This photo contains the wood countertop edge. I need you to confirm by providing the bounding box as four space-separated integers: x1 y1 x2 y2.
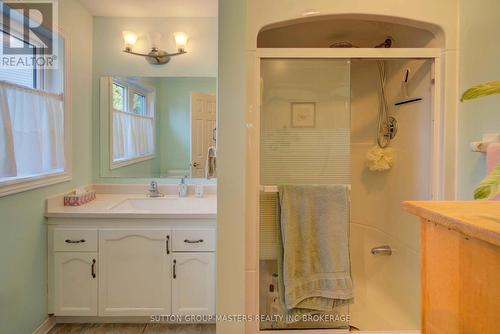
402 201 500 248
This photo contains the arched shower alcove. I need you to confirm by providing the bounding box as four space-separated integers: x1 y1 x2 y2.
257 14 445 48
247 14 447 334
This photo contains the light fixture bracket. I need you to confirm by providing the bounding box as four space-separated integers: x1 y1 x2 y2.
123 47 187 65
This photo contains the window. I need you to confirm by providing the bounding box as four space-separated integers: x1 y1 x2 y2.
110 78 155 169
112 83 126 111
0 30 68 197
0 30 37 89
133 93 146 115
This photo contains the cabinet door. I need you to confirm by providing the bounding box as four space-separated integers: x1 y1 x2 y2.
172 253 215 316
99 229 171 316
54 252 98 316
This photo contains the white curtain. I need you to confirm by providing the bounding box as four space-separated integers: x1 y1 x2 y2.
0 81 64 178
113 111 154 162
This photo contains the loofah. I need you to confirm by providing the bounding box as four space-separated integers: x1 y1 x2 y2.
366 146 395 171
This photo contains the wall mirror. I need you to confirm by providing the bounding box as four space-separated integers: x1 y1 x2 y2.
99 76 217 179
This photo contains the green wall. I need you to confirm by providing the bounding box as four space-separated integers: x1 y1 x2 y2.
158 77 216 175
0 1 94 333
458 0 500 199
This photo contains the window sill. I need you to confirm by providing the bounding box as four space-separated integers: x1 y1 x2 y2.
110 154 155 170
0 171 71 198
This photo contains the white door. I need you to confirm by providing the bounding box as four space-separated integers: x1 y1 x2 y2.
172 253 215 316
54 252 98 316
190 92 216 178
99 229 172 316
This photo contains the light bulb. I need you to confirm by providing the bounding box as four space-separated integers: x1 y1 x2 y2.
122 31 138 50
173 32 188 52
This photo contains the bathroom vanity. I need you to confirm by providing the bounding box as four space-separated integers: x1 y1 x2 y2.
403 201 500 334
46 185 216 320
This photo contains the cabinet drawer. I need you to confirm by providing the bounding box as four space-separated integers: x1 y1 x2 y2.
54 228 98 252
172 228 215 252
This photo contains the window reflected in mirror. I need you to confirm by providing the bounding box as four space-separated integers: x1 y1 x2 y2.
100 76 217 180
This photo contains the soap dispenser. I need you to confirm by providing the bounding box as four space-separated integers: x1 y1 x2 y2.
178 176 188 197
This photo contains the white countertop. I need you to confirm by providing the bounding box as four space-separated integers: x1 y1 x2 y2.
46 184 217 220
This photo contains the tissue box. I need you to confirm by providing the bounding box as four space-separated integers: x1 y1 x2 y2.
64 189 96 206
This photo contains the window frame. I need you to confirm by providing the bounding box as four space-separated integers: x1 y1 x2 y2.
0 29 71 197
109 77 156 170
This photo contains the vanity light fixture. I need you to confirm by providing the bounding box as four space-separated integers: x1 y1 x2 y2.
122 31 188 65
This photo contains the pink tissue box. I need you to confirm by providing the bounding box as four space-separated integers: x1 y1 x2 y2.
64 189 96 206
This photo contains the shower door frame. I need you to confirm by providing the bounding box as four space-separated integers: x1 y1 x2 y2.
247 48 443 334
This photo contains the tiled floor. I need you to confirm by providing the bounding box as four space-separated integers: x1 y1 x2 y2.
48 323 216 334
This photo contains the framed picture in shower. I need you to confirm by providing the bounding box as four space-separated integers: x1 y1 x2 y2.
291 102 316 128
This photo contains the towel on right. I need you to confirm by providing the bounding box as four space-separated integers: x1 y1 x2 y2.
278 184 354 316
205 146 217 179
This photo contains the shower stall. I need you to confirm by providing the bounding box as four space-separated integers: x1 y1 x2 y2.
246 38 444 332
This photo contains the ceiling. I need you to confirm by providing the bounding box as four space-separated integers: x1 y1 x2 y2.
80 0 218 18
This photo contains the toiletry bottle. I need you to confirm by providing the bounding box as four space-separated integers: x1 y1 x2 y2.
195 184 204 198
178 176 188 197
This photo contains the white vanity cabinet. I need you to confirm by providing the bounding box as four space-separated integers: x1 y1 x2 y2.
172 253 215 315
171 228 216 315
98 229 172 316
51 228 98 316
53 252 98 316
48 221 216 319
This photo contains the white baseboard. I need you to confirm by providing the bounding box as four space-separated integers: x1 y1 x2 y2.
55 316 151 323
54 316 215 324
32 316 56 334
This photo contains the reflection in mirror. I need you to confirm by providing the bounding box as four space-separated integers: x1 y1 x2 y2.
100 77 216 179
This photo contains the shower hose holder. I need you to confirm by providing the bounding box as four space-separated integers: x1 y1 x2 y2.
385 116 398 140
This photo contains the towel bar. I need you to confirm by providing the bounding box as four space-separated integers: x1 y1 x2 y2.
259 185 352 193
371 245 392 256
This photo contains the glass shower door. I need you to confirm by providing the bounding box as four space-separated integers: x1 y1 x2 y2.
259 58 351 330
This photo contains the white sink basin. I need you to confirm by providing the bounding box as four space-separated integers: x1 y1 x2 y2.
111 197 180 212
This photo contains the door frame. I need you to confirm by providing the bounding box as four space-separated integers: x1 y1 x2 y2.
246 47 445 334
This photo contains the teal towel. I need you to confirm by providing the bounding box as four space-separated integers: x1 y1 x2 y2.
278 184 354 317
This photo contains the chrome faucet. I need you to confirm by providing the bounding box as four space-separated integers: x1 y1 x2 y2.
148 181 163 197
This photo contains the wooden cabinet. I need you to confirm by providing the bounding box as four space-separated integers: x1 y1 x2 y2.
53 252 98 316
98 229 172 316
420 221 500 334
403 201 500 334
172 253 215 316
